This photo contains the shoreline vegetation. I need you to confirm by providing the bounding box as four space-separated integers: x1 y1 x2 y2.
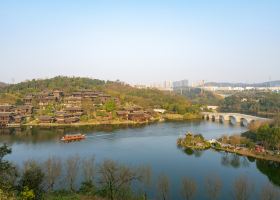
13 113 201 128
178 115 280 163
177 133 280 163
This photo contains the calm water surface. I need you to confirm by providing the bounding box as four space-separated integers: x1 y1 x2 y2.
1 121 279 199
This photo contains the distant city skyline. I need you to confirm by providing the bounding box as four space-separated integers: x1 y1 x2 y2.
1 0 280 84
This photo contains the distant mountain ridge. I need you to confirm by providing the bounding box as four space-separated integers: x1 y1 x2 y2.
0 82 8 88
203 80 280 87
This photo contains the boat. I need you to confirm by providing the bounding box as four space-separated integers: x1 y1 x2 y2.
60 133 86 142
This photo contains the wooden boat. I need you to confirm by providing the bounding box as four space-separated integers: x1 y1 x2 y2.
60 133 86 142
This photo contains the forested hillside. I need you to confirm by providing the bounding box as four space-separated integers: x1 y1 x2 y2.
0 76 198 114
1 76 106 94
173 87 223 105
219 91 280 117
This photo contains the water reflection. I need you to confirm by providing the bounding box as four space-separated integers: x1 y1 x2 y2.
183 148 204 157
182 147 280 188
0 123 151 144
1 121 279 197
220 152 250 168
257 160 280 186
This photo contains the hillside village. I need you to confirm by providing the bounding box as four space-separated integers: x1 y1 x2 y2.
0 89 161 127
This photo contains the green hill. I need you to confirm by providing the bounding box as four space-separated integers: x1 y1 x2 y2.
219 91 280 117
173 87 223 105
0 76 199 115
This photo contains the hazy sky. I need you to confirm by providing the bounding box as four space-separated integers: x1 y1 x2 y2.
0 0 280 84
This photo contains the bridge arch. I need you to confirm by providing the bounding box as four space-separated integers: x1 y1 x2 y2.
229 115 237 125
219 115 225 123
201 112 270 127
240 118 249 127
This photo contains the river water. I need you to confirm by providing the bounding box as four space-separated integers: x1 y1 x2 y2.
1 120 279 199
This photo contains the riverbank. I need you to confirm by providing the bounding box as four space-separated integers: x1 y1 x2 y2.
14 113 201 128
213 146 280 163
22 119 158 127
178 135 280 163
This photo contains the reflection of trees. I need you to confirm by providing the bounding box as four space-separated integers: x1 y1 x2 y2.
260 183 280 200
205 174 222 200
256 160 280 187
230 154 240 168
221 153 250 168
247 156 256 163
232 175 254 200
183 148 203 157
241 157 250 168
157 174 170 200
193 150 203 158
181 177 197 200
184 148 194 156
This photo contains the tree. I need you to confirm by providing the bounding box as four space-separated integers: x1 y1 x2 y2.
80 156 96 194
43 156 62 191
82 156 96 183
65 155 80 191
0 188 16 200
181 177 196 200
20 186 35 200
19 160 44 200
232 175 254 200
0 144 18 191
229 135 242 147
204 174 222 200
138 166 152 200
273 113 280 127
104 100 116 112
157 174 169 200
260 183 280 200
82 99 95 117
98 160 141 200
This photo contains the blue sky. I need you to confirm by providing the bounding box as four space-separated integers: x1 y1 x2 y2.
0 0 279 84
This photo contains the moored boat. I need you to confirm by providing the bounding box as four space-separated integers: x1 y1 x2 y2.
60 133 86 142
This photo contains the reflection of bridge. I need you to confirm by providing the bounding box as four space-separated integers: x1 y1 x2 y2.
202 112 270 126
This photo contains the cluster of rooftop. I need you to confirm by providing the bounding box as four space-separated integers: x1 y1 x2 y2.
0 89 159 127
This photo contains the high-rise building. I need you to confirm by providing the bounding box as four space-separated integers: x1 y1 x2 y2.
173 79 189 90
150 81 173 91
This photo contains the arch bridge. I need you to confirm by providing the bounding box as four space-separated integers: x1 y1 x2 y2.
201 112 270 126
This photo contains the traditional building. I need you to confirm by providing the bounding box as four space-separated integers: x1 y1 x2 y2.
13 115 25 124
64 96 82 106
83 90 99 98
38 116 54 123
0 112 14 127
116 111 129 120
0 104 14 112
55 111 79 124
38 96 57 106
99 94 112 104
72 92 82 98
128 111 150 122
53 90 64 99
65 107 83 117
113 97 121 105
14 105 33 116
23 95 33 105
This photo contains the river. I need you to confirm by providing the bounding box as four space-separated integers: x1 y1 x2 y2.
1 120 280 199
